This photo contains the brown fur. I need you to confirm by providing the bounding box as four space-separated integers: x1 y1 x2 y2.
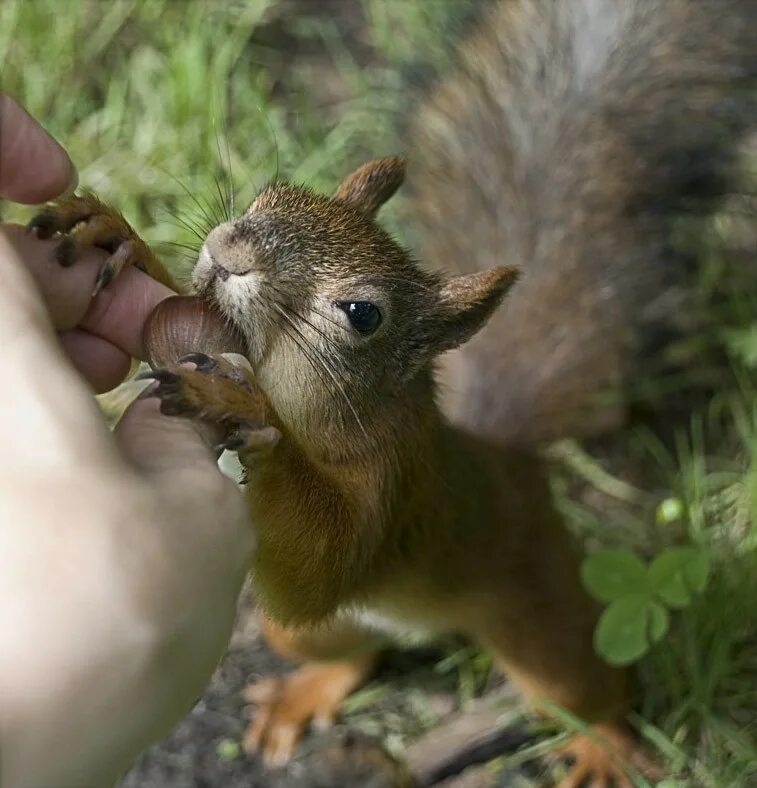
32 2 757 783
32 177 645 783
409 0 757 448
28 193 173 290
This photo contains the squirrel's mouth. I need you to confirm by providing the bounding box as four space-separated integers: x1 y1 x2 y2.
192 281 268 370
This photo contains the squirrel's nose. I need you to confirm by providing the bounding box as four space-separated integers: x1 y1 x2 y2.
204 223 254 277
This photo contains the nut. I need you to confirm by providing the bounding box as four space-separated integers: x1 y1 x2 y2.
142 295 246 368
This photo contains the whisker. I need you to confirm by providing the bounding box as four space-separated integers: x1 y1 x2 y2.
280 303 345 357
180 186 220 232
273 303 368 438
257 104 280 185
381 273 439 295
267 283 349 333
158 206 210 243
152 246 197 269
211 172 231 224
155 165 224 231
155 240 202 255
194 188 226 230
213 116 234 222
221 111 235 218
275 317 334 393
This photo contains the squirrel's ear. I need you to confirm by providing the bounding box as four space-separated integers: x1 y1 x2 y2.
334 156 406 217
433 267 519 352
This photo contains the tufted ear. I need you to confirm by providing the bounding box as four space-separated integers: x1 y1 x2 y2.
432 266 520 353
333 156 406 217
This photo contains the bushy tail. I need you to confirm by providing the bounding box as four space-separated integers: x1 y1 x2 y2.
408 0 757 447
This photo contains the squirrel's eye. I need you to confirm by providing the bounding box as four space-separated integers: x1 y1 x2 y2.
338 301 382 335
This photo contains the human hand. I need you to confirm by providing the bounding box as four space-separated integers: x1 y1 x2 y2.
0 95 253 788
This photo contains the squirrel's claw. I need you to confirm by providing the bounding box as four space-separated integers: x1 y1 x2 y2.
137 357 272 456
136 369 180 386
136 368 201 418
178 352 218 372
92 240 143 297
26 211 58 239
216 425 281 455
27 193 175 291
180 352 258 393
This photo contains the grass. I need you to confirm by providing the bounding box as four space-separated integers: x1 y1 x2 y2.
3 1 757 786
0 0 436 274
550 390 757 787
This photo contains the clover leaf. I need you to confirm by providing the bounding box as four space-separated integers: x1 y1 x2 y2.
581 549 649 602
648 547 710 608
594 594 670 666
582 546 710 666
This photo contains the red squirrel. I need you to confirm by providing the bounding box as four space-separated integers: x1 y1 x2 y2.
30 1 757 784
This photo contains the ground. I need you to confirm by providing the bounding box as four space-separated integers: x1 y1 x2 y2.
4 1 757 786
119 590 537 788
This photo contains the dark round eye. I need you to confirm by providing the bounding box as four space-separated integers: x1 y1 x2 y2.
338 301 382 335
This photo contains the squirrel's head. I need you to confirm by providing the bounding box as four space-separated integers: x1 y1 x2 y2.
192 157 517 452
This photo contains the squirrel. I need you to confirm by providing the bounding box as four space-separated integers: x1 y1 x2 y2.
29 0 757 785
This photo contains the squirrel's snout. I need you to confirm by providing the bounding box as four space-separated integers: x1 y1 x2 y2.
204 223 256 278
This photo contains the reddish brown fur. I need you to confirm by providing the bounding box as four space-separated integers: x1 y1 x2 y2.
38 169 647 786
29 193 174 289
32 3 757 782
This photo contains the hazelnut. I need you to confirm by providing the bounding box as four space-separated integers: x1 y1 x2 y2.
142 295 246 368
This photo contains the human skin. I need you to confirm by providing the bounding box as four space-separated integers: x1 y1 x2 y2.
0 94 253 787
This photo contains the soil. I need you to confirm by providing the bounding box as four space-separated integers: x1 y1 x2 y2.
118 590 532 788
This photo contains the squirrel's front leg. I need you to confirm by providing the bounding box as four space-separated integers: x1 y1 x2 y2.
139 353 281 456
28 193 177 293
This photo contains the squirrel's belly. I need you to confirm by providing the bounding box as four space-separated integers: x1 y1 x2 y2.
342 605 442 645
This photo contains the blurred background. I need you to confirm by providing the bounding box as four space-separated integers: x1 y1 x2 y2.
3 1 757 786
0 0 472 272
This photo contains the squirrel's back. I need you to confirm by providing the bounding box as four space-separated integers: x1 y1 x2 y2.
408 0 757 447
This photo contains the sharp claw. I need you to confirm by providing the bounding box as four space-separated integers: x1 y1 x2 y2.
213 434 245 453
216 427 280 454
92 264 114 297
54 236 76 267
135 369 179 384
179 352 216 371
223 434 246 451
27 213 57 239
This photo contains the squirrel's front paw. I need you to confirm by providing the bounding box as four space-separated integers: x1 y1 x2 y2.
138 353 280 454
27 192 174 293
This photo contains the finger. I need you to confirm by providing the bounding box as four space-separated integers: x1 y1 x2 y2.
58 329 131 394
0 95 77 203
114 396 225 475
113 398 249 557
80 266 175 360
3 224 176 357
1 224 105 330
0 228 120 463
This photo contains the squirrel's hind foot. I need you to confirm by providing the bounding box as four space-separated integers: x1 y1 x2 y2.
241 658 373 768
552 723 663 788
27 193 174 292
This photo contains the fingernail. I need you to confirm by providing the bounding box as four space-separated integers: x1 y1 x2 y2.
57 159 79 200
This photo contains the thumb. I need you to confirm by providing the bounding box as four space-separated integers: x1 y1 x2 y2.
114 396 253 568
114 396 225 476
0 95 77 203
